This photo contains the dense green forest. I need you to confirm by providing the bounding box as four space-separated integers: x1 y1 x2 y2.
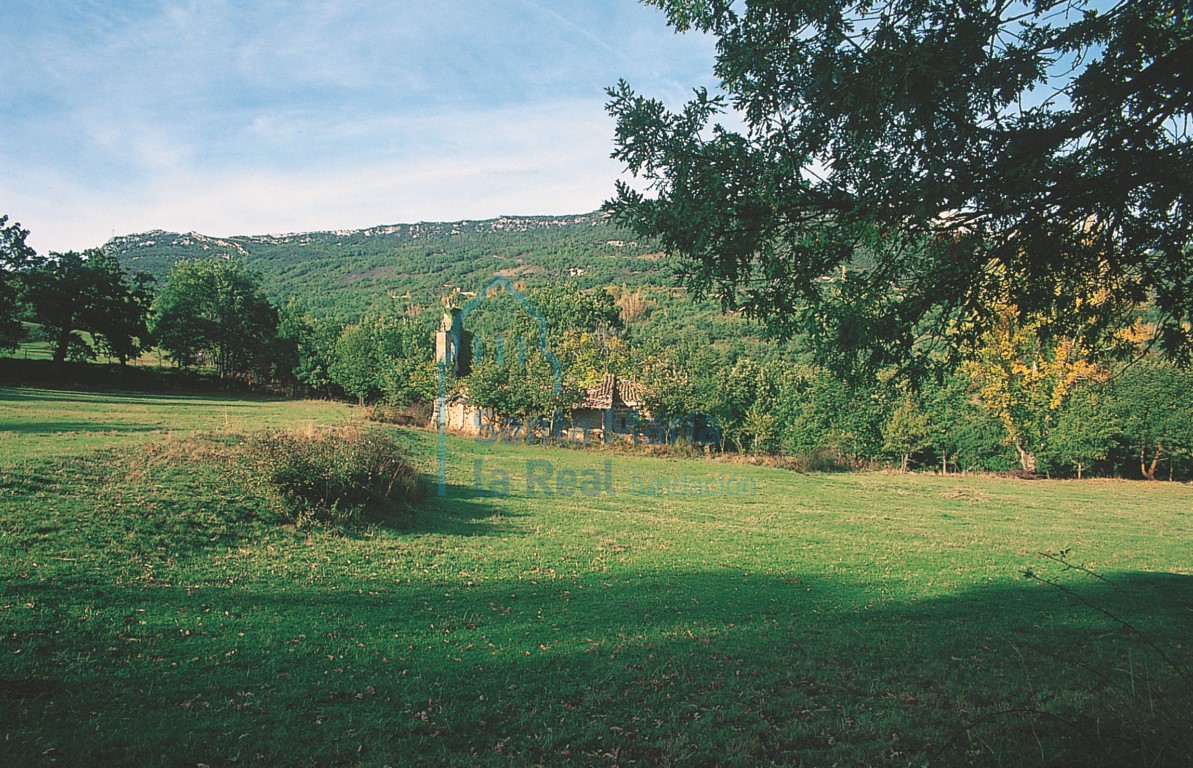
103 212 778 362
106 214 656 315
3 211 1192 480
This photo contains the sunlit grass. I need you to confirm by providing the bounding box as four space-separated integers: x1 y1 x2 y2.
0 387 356 463
2 321 184 368
0 387 1190 766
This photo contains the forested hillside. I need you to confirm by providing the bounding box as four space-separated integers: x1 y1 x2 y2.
2 206 1182 480
110 213 654 312
104 211 779 360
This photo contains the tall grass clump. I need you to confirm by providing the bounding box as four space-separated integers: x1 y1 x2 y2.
244 425 421 525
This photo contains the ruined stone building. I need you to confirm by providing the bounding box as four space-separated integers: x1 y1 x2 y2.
430 309 655 443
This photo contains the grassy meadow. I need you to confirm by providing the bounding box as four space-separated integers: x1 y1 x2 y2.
3 323 166 367
0 386 1190 767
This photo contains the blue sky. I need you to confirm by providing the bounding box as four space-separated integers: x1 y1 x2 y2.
1 1 719 253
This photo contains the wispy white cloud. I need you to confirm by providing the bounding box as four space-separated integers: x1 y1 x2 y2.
1 0 719 253
3 99 628 248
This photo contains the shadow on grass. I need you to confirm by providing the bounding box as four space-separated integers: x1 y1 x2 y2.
0 358 269 396
0 386 287 406
406 485 531 536
2 565 1189 767
335 483 530 538
0 421 164 435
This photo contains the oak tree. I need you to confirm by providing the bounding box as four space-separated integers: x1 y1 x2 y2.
151 258 279 379
0 216 36 350
1112 359 1193 479
607 0 1193 368
22 249 153 366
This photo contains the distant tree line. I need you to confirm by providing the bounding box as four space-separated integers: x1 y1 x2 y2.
4 213 1190 479
1 216 153 366
0 214 438 401
632 344 1193 481
431 279 1193 480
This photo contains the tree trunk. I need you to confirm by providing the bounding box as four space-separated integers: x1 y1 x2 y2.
901 452 909 473
941 451 948 476
1015 441 1037 473
1076 462 1083 480
52 330 71 367
1141 442 1162 480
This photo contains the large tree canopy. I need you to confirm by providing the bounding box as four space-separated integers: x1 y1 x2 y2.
23 249 153 366
0 215 36 350
607 0 1193 370
151 258 279 379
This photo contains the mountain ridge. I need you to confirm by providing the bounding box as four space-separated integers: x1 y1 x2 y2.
105 211 672 321
103 211 785 361
104 211 632 252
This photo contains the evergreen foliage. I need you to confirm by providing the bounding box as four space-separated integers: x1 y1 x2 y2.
0 216 36 350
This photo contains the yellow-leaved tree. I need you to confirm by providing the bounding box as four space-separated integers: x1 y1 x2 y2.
965 304 1108 472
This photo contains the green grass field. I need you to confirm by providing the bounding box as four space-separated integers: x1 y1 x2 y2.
2 323 163 366
0 388 355 462
1 387 1190 767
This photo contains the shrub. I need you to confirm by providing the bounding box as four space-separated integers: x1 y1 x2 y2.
365 401 432 427
244 425 421 524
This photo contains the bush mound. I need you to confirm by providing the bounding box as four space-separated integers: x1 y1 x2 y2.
244 425 421 524
365 401 433 426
